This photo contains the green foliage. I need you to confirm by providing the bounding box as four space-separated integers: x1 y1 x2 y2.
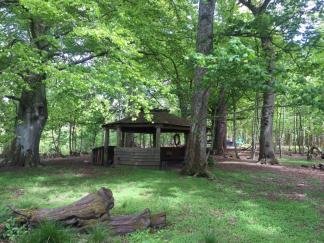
1 217 28 242
18 221 74 243
0 0 323 158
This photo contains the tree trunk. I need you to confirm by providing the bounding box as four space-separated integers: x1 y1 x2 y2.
183 0 215 177
51 127 62 156
72 123 77 153
10 188 166 235
9 80 48 166
258 92 277 163
176 82 191 119
69 123 73 155
93 131 97 148
79 126 83 153
277 106 281 156
298 112 304 154
6 17 50 167
279 106 285 158
294 111 297 153
212 87 227 156
251 93 259 160
258 37 278 164
232 96 240 159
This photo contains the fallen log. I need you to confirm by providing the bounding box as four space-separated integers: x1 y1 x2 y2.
10 188 114 227
109 209 167 235
9 187 166 235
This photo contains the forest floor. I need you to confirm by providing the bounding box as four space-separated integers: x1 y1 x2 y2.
0 155 323 242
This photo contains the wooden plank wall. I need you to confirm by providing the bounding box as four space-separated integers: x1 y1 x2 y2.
114 147 160 167
160 146 186 163
92 146 115 165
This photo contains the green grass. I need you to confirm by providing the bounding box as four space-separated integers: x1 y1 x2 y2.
279 156 319 166
18 221 75 243
0 161 323 242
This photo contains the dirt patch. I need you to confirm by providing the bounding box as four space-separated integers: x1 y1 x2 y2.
43 156 108 178
215 160 324 202
215 161 324 181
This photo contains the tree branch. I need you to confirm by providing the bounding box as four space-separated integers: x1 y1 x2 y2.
57 51 108 70
238 0 258 15
4 95 21 102
259 0 271 13
238 0 271 15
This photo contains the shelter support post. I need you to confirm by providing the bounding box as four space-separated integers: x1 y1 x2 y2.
184 133 189 148
103 128 110 165
117 126 122 147
121 131 125 147
155 127 161 148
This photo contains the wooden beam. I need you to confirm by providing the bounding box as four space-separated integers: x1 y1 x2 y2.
155 127 161 148
103 128 109 165
116 126 122 147
184 133 189 147
121 131 125 147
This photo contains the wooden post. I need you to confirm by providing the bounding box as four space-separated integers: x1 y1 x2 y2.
121 131 125 147
155 127 161 148
184 133 189 148
103 128 109 165
153 133 156 147
117 126 122 147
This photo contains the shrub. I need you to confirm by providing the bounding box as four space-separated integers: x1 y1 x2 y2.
1 217 28 242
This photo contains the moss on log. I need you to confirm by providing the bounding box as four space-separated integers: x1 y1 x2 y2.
9 187 166 235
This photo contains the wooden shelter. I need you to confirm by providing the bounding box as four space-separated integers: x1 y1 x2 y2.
92 109 190 168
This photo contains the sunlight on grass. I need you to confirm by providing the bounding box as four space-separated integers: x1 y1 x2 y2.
0 164 323 242
279 157 318 166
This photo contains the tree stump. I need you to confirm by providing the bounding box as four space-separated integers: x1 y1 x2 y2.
9 187 166 235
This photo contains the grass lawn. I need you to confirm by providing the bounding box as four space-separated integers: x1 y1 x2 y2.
279 156 321 166
0 159 323 242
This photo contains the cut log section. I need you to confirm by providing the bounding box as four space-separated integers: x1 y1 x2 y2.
9 187 166 235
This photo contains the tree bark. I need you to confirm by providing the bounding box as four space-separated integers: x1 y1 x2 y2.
212 87 227 156
250 93 259 160
258 37 278 164
294 111 297 153
7 17 49 167
183 0 215 177
232 96 240 159
69 122 73 155
298 112 304 154
278 106 284 158
9 79 48 166
237 1 277 164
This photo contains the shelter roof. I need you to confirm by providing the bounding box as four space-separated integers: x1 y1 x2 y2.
103 109 190 133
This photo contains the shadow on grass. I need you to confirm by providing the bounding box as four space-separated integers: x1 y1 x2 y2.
0 163 323 242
